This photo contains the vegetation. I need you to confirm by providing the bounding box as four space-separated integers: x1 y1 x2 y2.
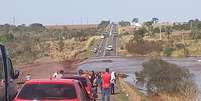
97 20 110 31
118 21 131 27
121 19 201 57
135 59 198 100
126 40 162 55
0 23 99 65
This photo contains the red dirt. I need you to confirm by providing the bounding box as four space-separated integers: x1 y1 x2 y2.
16 57 86 82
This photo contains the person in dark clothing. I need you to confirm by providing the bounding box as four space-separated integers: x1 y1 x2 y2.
90 71 95 85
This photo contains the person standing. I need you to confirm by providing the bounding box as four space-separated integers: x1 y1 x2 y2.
102 68 111 101
91 71 95 84
52 70 64 79
25 74 32 81
110 71 116 94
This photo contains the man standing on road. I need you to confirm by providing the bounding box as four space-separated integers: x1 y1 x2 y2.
102 68 111 101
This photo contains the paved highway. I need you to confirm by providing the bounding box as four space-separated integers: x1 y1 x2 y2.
92 23 118 57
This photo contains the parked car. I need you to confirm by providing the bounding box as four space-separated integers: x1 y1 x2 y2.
100 35 105 39
62 76 92 98
0 44 20 101
14 79 91 101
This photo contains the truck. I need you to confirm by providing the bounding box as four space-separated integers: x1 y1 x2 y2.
0 44 19 101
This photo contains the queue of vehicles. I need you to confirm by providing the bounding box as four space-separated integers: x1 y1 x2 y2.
0 29 115 101
0 44 96 101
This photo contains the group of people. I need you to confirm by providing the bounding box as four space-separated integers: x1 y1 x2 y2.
51 68 116 101
78 68 117 101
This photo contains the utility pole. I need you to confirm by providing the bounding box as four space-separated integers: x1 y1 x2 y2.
159 25 162 40
190 21 193 31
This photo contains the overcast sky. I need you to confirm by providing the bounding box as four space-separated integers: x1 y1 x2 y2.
0 0 200 25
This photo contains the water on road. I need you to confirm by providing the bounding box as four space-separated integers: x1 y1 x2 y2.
77 56 201 91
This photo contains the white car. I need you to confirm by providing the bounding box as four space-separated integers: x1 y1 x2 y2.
101 35 105 39
106 45 113 51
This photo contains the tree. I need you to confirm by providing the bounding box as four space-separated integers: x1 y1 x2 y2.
132 18 139 23
29 23 45 29
144 21 154 36
152 18 159 24
137 59 197 95
165 26 173 40
118 21 131 27
134 27 147 42
191 26 201 40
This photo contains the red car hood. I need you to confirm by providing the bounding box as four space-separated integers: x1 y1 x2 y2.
14 98 79 101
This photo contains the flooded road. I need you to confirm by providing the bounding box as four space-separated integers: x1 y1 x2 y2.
77 56 201 91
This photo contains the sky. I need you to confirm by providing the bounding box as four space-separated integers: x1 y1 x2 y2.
0 0 200 25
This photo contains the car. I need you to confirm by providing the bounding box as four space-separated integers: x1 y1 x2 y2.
105 45 113 51
100 35 105 39
62 76 92 98
14 79 91 101
0 44 20 101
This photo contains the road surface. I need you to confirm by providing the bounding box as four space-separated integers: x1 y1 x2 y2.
92 23 118 57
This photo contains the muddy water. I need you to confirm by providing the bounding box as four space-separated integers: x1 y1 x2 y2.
77 56 201 91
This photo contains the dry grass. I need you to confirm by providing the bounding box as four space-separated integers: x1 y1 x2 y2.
49 36 99 62
118 78 198 101
118 78 147 101
45 24 97 30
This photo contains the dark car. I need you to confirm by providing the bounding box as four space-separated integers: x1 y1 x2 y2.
62 76 92 97
0 44 19 101
14 79 91 101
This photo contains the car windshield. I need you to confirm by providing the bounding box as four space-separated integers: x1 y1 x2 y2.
18 83 77 100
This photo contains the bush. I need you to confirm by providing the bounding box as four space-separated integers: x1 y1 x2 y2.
137 59 197 96
0 34 14 43
126 40 162 55
163 47 174 56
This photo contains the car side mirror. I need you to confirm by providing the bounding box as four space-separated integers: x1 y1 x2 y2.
13 70 20 79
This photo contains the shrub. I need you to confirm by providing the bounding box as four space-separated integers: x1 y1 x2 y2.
126 40 162 55
137 59 197 96
163 47 174 56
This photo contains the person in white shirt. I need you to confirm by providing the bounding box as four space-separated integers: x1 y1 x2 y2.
52 70 64 79
110 71 116 94
25 74 31 81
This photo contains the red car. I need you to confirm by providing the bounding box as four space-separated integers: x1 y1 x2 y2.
14 79 91 101
62 76 92 97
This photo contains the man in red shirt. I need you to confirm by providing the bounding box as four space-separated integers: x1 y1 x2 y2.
102 68 111 101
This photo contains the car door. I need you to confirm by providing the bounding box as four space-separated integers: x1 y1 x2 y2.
0 44 19 101
6 57 18 100
0 45 7 101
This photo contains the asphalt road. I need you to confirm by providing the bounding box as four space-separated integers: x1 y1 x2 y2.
92 23 118 57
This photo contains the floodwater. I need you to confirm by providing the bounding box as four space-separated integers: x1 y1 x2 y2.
77 56 201 91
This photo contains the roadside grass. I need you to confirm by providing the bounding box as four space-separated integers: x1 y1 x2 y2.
115 91 129 101
119 33 201 57
50 36 100 62
117 78 148 101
